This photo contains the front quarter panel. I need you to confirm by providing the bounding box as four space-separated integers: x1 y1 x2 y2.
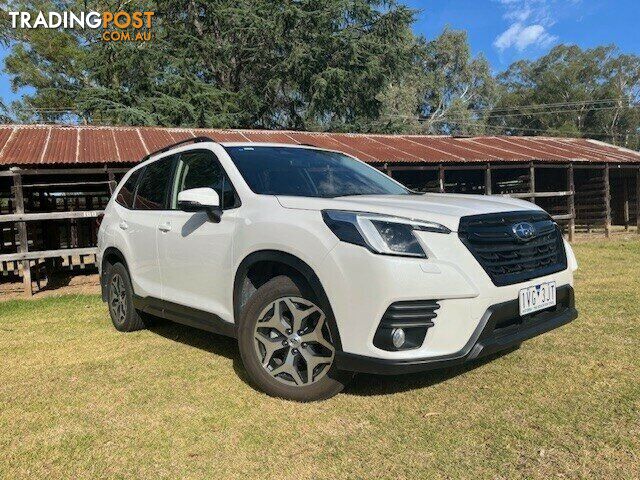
564 239 578 272
232 197 339 280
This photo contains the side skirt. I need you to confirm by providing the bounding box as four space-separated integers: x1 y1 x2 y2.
133 295 237 338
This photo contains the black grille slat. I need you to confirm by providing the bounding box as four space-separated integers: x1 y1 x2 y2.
480 248 559 268
471 233 557 251
458 211 567 286
386 301 440 311
384 312 439 321
380 301 440 328
469 225 555 245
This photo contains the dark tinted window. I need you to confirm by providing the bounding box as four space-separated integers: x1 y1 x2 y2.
224 146 409 198
116 169 141 209
173 150 239 209
134 156 175 210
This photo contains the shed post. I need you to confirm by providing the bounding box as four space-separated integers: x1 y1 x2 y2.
484 164 492 195
438 164 445 193
567 164 575 242
529 162 536 204
604 164 611 238
12 172 32 296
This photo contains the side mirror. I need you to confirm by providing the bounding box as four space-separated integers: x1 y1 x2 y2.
178 187 222 222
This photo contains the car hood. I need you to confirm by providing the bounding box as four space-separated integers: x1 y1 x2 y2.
276 193 542 231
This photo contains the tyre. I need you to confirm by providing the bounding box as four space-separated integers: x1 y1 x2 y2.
105 262 146 332
238 275 351 401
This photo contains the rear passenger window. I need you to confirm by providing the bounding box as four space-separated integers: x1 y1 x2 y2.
134 156 176 210
115 169 141 209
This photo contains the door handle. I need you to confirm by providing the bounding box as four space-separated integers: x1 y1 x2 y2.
119 221 128 231
158 222 172 233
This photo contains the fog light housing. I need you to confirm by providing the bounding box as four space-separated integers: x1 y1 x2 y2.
373 300 441 351
391 328 406 348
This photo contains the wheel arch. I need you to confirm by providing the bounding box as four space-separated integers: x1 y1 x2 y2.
100 247 130 301
233 250 343 351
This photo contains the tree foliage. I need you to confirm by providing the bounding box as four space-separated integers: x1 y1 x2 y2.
491 45 640 149
4 0 420 130
1 2 639 149
416 29 497 135
374 29 498 135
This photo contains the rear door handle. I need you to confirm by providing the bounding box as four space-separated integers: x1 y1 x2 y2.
119 221 128 231
158 222 172 233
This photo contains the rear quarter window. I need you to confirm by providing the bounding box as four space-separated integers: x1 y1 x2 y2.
115 169 141 209
133 156 176 210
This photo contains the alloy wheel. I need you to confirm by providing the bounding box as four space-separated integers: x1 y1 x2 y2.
109 273 127 324
253 296 335 386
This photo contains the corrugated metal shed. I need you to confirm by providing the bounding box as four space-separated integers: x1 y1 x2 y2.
0 124 639 166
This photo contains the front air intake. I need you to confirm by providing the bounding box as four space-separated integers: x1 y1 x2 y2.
373 300 440 351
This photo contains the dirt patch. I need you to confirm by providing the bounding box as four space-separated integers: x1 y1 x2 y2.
0 273 100 301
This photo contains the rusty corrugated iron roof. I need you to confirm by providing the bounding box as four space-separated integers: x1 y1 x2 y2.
0 124 638 166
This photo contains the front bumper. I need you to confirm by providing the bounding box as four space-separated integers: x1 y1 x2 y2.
334 284 577 375
318 233 576 360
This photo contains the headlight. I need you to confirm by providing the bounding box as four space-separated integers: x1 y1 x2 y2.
322 210 450 258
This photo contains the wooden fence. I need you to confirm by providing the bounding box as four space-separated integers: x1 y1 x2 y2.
1 162 639 296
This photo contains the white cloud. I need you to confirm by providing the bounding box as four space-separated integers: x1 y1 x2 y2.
493 0 564 52
494 23 558 51
507 7 532 22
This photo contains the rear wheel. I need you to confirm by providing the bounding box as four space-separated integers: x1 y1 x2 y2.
106 263 146 332
238 276 351 401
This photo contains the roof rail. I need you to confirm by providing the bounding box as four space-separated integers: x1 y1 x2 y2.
141 136 215 162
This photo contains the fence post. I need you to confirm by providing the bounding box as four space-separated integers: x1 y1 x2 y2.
485 164 492 195
529 162 536 204
12 172 32 296
108 171 117 194
568 164 575 242
622 178 629 230
604 164 611 238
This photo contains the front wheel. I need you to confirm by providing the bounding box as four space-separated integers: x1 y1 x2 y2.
238 276 351 401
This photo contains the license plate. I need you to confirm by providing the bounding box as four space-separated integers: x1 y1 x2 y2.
519 281 556 316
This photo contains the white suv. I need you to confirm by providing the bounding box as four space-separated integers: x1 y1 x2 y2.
98 137 578 401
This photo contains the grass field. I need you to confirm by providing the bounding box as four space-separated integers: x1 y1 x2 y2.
1 239 638 479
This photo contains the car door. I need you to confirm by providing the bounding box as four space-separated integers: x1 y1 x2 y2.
124 155 176 298
157 149 241 321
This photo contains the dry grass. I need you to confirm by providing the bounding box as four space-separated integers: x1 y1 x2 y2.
0 239 638 479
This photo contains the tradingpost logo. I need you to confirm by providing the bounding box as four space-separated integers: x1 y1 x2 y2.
8 10 155 42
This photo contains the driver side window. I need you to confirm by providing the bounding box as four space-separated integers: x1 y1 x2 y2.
171 150 240 210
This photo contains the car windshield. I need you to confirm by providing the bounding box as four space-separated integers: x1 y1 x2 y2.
224 146 410 198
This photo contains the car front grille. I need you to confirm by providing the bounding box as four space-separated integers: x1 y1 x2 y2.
458 211 567 286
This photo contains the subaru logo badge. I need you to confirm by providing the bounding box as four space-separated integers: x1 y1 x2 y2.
512 222 536 241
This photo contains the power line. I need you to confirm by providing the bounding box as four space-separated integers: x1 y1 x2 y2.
427 118 640 139
385 104 639 122
479 98 633 113
473 105 638 120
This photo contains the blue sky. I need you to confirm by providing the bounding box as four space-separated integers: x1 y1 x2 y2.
1 0 639 105
405 0 640 70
